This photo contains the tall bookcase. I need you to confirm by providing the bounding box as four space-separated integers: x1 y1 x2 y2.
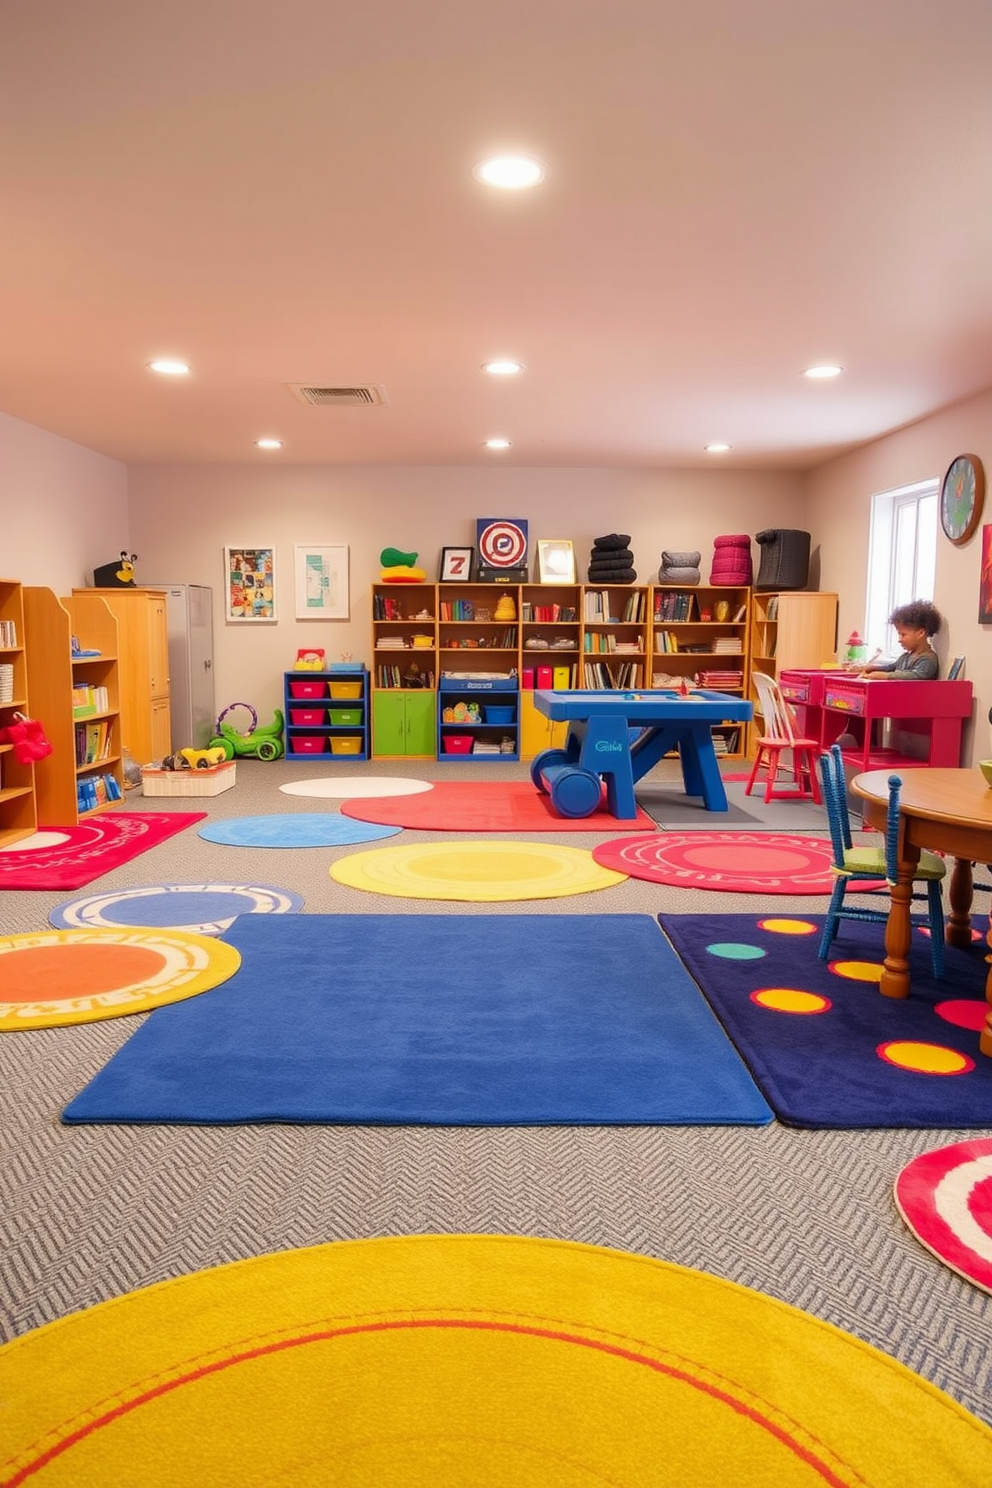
649 584 751 758
24 588 124 823
75 587 171 764
370 582 438 759
0 579 38 846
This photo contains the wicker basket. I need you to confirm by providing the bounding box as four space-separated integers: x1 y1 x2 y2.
140 761 237 796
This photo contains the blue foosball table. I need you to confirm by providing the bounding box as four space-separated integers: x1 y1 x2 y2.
531 688 753 820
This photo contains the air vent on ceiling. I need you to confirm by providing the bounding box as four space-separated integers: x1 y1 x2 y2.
286 383 387 407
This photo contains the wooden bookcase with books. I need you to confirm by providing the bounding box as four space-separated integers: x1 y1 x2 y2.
520 583 580 756
580 584 649 690
648 585 751 758
370 582 438 759
24 588 124 823
0 579 38 847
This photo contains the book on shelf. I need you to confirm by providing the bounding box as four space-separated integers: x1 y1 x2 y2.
947 655 965 680
766 596 779 620
652 591 696 622
0 619 17 646
732 603 748 623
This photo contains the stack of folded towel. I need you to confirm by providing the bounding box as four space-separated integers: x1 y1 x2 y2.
587 533 637 583
658 549 701 584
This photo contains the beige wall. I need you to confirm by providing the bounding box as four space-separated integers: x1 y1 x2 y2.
128 463 806 723
808 386 992 765
0 411 128 590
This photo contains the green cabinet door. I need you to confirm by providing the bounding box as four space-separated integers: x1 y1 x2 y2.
372 691 407 756
405 690 436 756
372 690 436 757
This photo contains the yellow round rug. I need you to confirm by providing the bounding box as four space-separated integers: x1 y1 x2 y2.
1 1235 988 1487
329 840 626 901
0 928 241 1030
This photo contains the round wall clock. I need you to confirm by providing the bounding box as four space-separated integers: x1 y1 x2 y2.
939 453 985 545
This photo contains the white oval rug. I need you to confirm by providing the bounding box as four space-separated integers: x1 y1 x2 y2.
279 777 433 799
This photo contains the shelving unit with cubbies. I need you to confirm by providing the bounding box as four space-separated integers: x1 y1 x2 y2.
370 582 438 759
283 669 369 761
520 583 581 755
579 584 650 690
647 584 751 758
748 591 838 748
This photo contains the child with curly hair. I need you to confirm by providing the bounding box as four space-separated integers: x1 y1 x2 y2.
861 600 943 680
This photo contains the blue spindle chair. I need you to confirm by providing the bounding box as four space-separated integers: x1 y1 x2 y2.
817 744 946 977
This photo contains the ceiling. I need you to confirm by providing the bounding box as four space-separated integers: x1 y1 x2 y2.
2 0 991 470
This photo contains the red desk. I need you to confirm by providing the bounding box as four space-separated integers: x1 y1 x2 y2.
779 671 972 771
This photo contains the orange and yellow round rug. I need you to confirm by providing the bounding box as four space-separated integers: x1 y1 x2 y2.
0 928 241 1030
1 1235 988 1486
330 840 626 901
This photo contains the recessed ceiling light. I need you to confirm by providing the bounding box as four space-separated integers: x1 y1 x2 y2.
473 156 545 189
484 437 512 450
704 442 732 453
803 364 843 379
147 358 190 375
483 359 524 375
255 438 283 450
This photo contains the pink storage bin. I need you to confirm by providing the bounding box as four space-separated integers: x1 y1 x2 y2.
288 680 328 699
289 735 327 753
290 707 325 725
442 735 474 754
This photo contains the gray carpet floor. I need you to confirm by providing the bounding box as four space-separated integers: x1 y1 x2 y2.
1 757 990 1427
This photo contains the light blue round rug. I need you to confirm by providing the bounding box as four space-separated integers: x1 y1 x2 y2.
198 814 402 848
50 883 305 936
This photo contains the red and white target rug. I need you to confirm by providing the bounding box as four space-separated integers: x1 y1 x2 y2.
592 832 837 894
894 1138 992 1295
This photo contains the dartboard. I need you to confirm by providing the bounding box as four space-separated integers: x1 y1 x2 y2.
477 519 528 568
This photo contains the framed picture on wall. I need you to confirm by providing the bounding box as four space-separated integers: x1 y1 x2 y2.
224 546 277 622
979 524 992 623
294 544 349 619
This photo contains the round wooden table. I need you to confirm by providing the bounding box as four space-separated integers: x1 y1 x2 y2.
852 769 992 1057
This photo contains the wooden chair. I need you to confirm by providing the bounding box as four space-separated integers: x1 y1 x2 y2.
817 743 946 977
745 670 821 803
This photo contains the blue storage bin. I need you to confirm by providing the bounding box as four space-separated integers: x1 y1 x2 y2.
484 705 516 724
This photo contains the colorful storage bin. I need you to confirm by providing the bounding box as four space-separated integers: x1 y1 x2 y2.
442 735 474 754
289 736 327 753
330 737 363 755
328 708 362 725
288 680 328 700
289 707 325 725
328 681 363 699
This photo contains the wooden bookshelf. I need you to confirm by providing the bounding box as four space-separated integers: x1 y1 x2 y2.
0 579 38 847
24 588 124 823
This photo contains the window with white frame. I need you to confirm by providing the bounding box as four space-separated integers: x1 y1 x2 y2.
864 479 938 659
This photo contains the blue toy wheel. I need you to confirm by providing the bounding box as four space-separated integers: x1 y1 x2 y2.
549 766 602 819
531 748 568 792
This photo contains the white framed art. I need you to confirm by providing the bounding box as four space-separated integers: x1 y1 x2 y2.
294 544 349 620
224 546 277 623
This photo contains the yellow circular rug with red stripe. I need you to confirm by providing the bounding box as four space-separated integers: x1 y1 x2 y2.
1 1234 988 1487
0 928 241 1030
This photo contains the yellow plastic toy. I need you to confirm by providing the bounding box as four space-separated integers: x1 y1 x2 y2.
180 746 228 770
379 546 426 584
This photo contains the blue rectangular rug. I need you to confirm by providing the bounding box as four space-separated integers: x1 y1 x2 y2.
62 914 772 1127
658 913 992 1128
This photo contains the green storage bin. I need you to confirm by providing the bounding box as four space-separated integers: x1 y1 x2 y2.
328 708 362 725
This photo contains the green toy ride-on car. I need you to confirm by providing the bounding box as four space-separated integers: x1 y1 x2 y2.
208 703 285 761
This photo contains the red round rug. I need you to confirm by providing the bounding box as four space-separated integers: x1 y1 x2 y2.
592 832 837 894
894 1138 992 1295
341 781 654 832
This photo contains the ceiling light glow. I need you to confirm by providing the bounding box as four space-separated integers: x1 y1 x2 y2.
705 443 732 453
147 359 190 376
483 360 524 375
255 438 283 450
474 156 544 189
484 437 512 450
803 364 843 379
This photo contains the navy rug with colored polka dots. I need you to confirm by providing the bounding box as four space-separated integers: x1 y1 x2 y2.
659 914 992 1129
